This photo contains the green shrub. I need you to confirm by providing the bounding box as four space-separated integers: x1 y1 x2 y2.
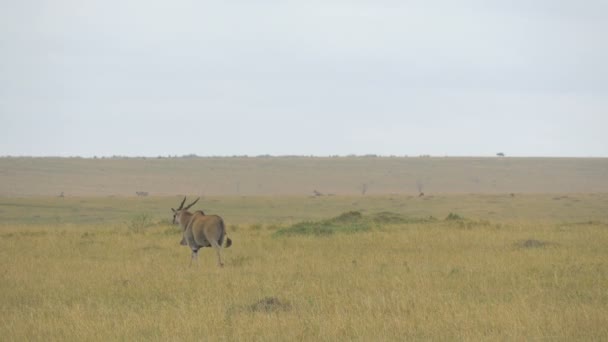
445 212 464 221
128 213 153 233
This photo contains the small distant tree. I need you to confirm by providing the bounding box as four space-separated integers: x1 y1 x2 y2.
416 180 424 197
496 152 505 157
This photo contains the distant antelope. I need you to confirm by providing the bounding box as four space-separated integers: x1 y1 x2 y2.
172 197 232 267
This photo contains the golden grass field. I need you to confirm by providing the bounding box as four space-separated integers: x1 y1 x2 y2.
1 157 607 340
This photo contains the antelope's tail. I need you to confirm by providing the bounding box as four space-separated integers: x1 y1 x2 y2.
221 218 232 248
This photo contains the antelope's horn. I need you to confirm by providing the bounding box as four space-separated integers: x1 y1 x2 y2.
184 197 200 210
177 196 187 210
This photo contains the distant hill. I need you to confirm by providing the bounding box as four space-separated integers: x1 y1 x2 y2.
1 156 607 197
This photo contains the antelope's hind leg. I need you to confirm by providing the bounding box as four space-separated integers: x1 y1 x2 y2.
190 249 200 267
209 240 224 267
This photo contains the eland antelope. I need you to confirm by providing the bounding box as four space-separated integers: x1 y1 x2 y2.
172 197 232 267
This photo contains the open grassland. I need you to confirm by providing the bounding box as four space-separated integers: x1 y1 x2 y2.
1 194 608 340
1 156 607 196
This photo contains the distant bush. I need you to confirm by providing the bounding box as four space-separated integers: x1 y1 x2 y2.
445 212 464 221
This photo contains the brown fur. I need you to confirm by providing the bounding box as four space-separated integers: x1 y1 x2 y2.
173 204 231 267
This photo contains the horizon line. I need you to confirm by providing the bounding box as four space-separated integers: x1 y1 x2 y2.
1 154 607 159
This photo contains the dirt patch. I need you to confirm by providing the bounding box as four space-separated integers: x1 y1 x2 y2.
517 239 548 249
249 297 291 313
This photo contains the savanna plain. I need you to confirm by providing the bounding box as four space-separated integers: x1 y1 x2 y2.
1 157 607 340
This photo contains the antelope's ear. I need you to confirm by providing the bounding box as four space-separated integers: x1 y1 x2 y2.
171 208 176 213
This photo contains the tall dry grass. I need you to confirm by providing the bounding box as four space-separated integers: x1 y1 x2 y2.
1 195 607 340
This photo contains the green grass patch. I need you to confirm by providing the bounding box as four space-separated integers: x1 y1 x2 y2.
372 211 435 224
274 211 369 237
274 210 431 237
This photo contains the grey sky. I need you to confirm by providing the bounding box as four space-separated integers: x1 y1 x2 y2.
1 0 607 157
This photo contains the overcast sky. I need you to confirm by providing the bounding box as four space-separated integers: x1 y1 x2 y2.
1 0 607 157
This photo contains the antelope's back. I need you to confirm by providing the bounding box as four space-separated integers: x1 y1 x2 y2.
190 213 225 243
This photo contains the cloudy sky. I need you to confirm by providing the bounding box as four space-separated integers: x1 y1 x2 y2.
1 0 607 157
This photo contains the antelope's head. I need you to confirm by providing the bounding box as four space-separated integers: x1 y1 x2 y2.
171 196 200 225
